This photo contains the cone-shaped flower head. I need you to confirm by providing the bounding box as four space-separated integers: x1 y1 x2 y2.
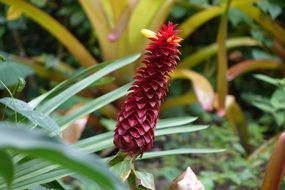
113 22 182 157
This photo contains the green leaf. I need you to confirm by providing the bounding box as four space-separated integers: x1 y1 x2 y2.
0 150 14 187
155 125 208 136
0 60 33 90
0 98 60 136
179 37 261 69
257 0 282 19
37 53 140 114
0 123 126 190
254 74 283 86
140 148 225 160
134 171 155 190
58 83 131 130
271 87 285 109
156 117 197 129
110 158 132 181
100 116 197 131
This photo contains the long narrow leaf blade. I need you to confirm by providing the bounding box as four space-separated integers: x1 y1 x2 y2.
37 54 140 114
0 123 126 190
0 98 60 136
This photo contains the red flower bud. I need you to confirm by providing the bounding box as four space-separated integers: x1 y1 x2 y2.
113 22 182 157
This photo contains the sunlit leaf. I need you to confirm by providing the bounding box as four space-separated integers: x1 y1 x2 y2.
0 0 97 67
179 37 261 69
79 0 116 60
179 0 258 39
171 69 214 111
6 6 22 21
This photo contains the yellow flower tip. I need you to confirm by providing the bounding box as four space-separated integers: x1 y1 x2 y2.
173 37 183 43
167 37 173 43
141 29 158 39
167 36 183 43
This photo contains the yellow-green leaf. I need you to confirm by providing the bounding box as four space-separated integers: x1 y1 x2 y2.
216 0 231 115
179 37 261 69
6 6 22 21
171 69 214 111
0 0 97 68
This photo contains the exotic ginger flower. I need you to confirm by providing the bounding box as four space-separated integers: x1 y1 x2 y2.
113 22 182 157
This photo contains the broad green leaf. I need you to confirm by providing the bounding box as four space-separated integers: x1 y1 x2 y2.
178 37 261 69
227 60 280 81
0 0 97 67
0 98 60 136
140 148 225 160
37 54 140 114
58 83 131 130
0 60 33 90
0 123 126 190
135 171 155 190
0 150 14 187
171 70 214 111
110 158 132 181
270 87 285 109
216 0 231 116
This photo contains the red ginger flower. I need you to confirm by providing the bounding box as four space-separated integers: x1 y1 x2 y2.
113 22 182 157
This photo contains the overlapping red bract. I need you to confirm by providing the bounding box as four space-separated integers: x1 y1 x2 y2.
113 22 182 157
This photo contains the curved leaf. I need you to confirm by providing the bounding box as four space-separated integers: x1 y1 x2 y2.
171 70 215 111
37 53 140 114
140 148 225 160
0 0 97 67
179 0 258 39
0 123 126 190
0 98 60 136
227 60 281 81
178 37 261 69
